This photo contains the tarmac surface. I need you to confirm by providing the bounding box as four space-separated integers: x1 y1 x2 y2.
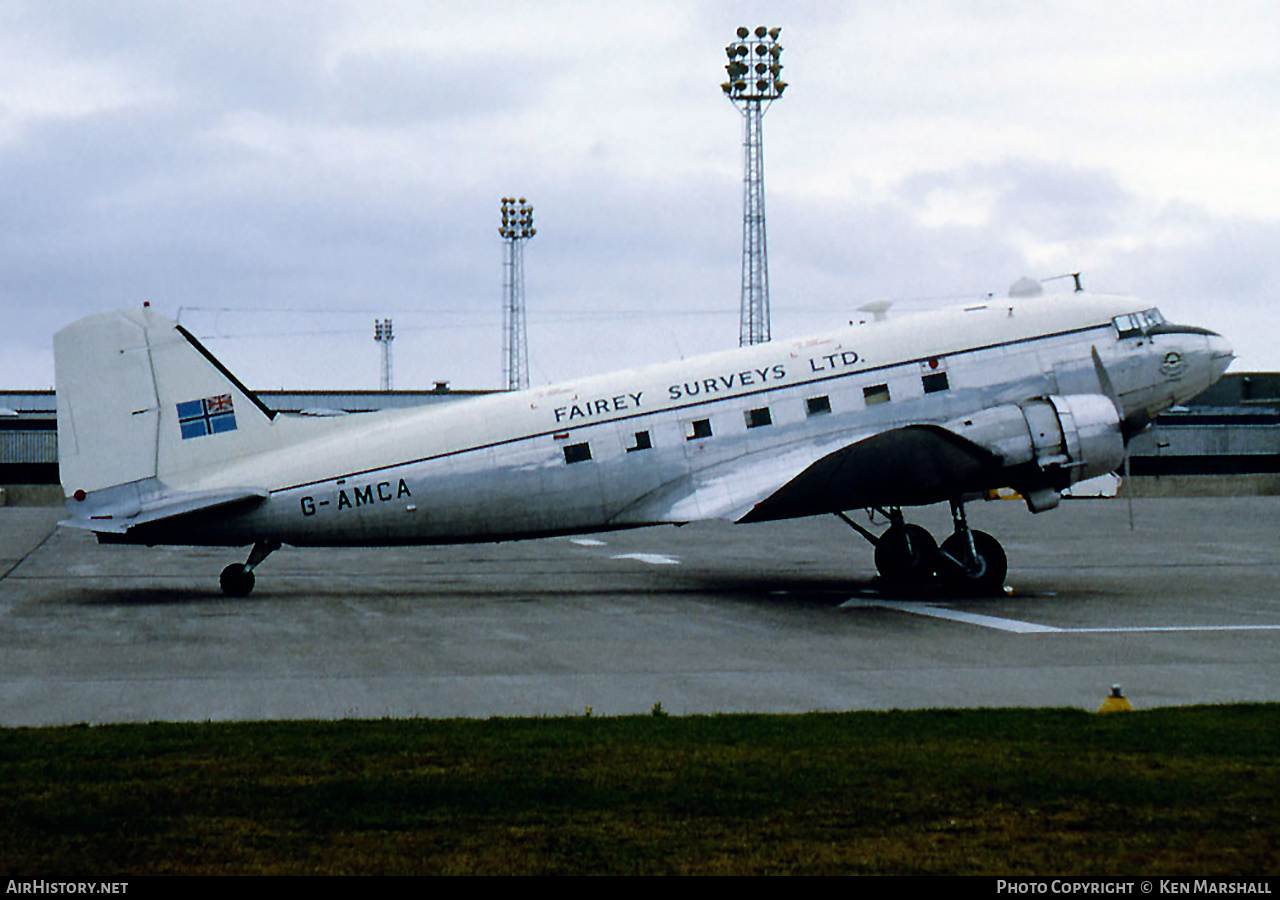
2 497 1278 726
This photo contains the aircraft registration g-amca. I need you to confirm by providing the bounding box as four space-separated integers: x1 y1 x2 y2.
54 284 1232 596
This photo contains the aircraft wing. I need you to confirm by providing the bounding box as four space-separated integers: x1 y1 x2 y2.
61 485 269 535
738 425 1001 523
609 424 1001 527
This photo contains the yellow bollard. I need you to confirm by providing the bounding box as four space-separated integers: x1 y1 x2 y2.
1097 684 1135 714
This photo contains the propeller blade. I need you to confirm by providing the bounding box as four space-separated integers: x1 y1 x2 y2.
1095 345 1138 530
1124 448 1134 531
1092 345 1152 443
1092 344 1120 407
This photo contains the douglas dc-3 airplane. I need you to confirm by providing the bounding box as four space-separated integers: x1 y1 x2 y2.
54 282 1232 596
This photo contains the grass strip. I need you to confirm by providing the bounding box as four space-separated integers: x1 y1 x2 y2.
2 705 1277 875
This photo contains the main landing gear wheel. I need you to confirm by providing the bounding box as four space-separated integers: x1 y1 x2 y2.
837 505 1008 595
939 530 1007 595
874 523 938 583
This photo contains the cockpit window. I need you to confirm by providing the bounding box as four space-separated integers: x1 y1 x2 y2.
1112 308 1165 339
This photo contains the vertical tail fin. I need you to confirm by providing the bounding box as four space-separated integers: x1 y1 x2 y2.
56 307 276 498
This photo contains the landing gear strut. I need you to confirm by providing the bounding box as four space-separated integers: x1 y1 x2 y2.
872 510 937 584
936 501 1007 594
837 502 1007 595
219 540 280 597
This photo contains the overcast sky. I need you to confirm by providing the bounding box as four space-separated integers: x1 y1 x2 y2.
3 1 1277 391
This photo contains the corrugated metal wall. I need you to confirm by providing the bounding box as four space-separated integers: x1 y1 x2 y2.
0 429 56 464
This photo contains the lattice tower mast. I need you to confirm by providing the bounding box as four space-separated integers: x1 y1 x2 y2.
722 26 787 347
499 197 535 391
373 318 394 391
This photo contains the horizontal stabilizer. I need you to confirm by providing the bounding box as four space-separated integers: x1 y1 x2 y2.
61 485 268 535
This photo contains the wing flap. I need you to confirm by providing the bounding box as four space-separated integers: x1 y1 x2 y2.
604 436 850 525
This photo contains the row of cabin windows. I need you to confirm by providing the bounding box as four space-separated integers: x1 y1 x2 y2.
562 371 950 464
564 431 653 464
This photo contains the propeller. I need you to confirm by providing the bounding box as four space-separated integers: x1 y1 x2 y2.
1092 346 1153 441
1091 346 1150 530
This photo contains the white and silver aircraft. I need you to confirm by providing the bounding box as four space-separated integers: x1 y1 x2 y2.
54 283 1232 596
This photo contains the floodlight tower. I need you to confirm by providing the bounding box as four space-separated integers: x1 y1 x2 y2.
373 318 394 391
499 196 535 391
722 25 786 346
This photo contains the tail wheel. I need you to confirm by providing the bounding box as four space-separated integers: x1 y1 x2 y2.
874 524 938 582
220 563 256 597
219 540 279 597
939 530 1007 595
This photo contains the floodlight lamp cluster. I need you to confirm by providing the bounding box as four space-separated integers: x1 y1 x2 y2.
373 318 393 342
499 197 536 240
721 25 786 101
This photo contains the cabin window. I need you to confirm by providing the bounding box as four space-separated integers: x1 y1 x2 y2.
806 395 832 416
863 384 891 406
922 372 950 394
563 442 592 464
686 418 713 440
745 407 772 429
626 430 652 453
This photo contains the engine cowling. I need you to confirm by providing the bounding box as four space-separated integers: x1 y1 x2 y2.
946 393 1124 512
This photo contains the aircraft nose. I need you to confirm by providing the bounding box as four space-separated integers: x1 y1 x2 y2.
1154 325 1235 403
1207 331 1235 379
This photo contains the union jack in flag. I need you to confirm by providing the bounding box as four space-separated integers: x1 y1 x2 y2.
177 394 238 440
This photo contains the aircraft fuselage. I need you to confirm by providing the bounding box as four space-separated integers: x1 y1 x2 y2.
109 293 1229 549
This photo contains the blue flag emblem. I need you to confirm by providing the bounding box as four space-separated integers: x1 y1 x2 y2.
177 394 238 439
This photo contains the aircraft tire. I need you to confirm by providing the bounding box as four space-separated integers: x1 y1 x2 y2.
874 524 938 583
220 563 256 597
940 530 1007 595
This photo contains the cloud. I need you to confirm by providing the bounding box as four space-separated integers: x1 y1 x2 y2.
1 2 1276 391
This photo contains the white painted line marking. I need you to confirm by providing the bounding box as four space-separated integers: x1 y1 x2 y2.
842 601 1060 632
1067 624 1280 633
840 600 1280 634
611 553 682 566
568 538 608 547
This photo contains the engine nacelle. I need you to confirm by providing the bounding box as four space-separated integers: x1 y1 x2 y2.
946 393 1124 512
